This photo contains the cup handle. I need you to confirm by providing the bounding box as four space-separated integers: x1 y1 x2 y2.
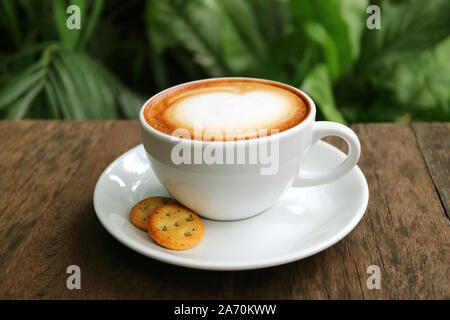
292 121 361 187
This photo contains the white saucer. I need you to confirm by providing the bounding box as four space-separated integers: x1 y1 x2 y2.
93 142 369 271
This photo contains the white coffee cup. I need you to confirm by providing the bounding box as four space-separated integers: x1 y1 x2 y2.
139 78 361 221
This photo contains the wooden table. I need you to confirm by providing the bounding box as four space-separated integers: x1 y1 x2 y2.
0 121 448 299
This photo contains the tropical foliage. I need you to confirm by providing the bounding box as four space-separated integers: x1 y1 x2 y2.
1 0 449 122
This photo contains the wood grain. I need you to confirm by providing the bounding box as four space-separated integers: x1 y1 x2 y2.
411 123 450 219
0 121 448 299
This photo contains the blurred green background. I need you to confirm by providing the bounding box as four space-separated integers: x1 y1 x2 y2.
1 0 449 123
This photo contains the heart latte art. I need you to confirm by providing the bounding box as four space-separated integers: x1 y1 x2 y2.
144 79 309 141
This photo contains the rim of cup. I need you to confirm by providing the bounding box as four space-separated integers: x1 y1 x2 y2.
139 77 317 145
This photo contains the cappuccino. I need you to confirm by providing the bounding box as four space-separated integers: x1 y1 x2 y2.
144 78 309 141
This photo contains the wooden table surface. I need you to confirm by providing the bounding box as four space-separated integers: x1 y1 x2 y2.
0 121 448 299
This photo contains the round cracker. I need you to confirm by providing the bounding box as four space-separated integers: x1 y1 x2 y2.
129 196 176 231
148 204 204 250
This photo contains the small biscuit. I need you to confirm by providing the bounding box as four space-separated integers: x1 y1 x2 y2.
129 197 176 231
148 204 204 250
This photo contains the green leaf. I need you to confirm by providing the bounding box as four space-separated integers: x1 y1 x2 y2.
51 54 90 118
146 0 181 53
77 0 103 50
304 22 340 81
0 58 48 109
17 0 34 20
145 0 275 77
216 0 267 61
0 41 53 71
301 64 346 123
148 46 169 91
82 56 118 118
145 0 229 76
145 0 178 88
247 0 290 44
291 44 316 86
386 37 450 114
65 48 144 119
52 0 89 50
0 0 21 46
52 0 80 49
359 0 450 72
290 0 353 78
47 69 74 119
44 81 61 118
58 51 117 118
50 50 128 119
87 58 144 119
114 86 145 119
175 0 228 75
219 12 255 74
336 0 368 61
6 79 45 119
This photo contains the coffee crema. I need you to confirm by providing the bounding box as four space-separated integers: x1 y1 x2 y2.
144 78 310 141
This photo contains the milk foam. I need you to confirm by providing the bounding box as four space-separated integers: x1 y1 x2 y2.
170 91 295 131
147 80 308 140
